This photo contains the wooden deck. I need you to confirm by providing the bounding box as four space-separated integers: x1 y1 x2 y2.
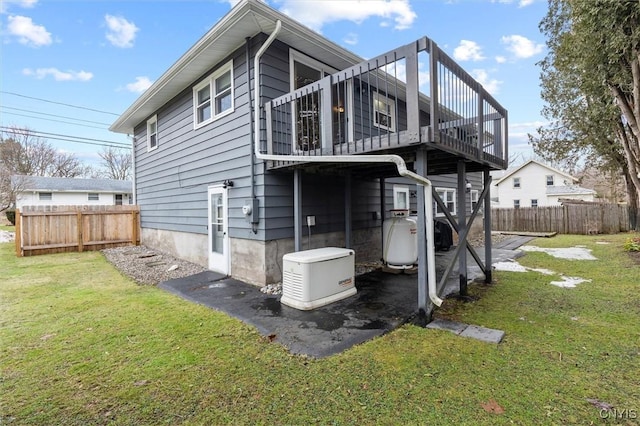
264 36 508 177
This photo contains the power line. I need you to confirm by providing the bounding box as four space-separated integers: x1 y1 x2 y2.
0 126 130 148
1 111 109 130
0 91 120 116
1 106 112 126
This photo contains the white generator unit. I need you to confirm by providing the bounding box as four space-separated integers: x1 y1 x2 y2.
281 247 356 310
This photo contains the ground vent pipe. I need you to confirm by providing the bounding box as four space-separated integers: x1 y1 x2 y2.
253 20 442 307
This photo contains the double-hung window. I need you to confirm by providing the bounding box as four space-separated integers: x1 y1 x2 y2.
373 92 396 132
393 185 410 210
546 175 554 186
470 190 479 210
513 177 521 188
147 115 158 151
193 60 234 128
435 188 456 216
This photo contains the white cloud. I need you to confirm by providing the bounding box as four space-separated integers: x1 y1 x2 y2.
104 14 138 48
0 0 37 13
470 69 501 94
453 40 485 62
22 67 93 81
501 34 544 59
519 0 535 6
277 0 417 32
495 55 507 64
343 32 358 46
125 76 153 93
6 15 52 47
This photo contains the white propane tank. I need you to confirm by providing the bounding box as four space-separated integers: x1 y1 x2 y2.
382 215 418 268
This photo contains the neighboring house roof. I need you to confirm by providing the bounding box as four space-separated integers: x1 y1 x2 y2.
494 160 577 186
110 0 364 134
12 175 132 193
546 185 596 196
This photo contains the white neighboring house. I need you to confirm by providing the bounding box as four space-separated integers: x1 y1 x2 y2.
493 160 596 208
13 176 133 209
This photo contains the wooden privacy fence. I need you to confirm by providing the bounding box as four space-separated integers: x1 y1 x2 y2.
492 203 630 235
15 205 140 257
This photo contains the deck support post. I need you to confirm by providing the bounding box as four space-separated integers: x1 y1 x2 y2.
379 177 386 250
457 160 468 297
484 168 493 283
294 169 303 252
416 148 431 318
344 171 352 249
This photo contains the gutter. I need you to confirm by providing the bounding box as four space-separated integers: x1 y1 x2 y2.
253 20 442 307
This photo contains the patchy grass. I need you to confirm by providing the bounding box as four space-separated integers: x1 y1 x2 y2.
1 234 639 425
0 224 14 232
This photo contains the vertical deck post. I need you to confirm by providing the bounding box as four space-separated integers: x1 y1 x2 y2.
416 148 430 316
344 171 352 249
405 42 420 143
294 169 303 252
379 177 386 250
429 40 440 143
484 168 492 283
457 161 467 296
319 76 333 152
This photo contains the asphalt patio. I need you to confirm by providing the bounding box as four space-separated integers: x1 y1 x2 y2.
159 236 533 358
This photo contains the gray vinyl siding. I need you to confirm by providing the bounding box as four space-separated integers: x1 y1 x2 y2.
132 32 472 246
133 40 256 237
385 172 484 218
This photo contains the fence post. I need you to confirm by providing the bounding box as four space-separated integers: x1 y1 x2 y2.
77 211 84 252
132 210 139 246
15 208 22 257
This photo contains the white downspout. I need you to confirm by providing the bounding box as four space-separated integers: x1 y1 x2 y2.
253 20 442 307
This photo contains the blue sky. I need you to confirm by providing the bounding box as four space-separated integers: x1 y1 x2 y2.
1 0 548 166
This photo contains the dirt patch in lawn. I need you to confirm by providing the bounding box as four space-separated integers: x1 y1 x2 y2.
627 250 640 265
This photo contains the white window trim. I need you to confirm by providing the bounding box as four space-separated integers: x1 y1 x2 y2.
546 175 554 186
289 49 348 150
470 190 479 207
147 115 158 152
88 193 99 201
38 192 52 201
392 185 410 210
193 60 234 129
372 91 396 132
531 199 538 207
514 199 520 208
513 177 521 188
435 187 456 217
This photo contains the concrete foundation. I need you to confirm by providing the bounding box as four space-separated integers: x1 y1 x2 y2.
140 228 208 267
141 226 382 287
233 228 382 286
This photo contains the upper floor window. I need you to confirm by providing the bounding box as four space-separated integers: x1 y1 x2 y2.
147 115 158 151
39 192 52 201
546 175 554 186
513 177 521 188
88 193 99 201
373 92 396 132
193 60 234 129
435 188 456 216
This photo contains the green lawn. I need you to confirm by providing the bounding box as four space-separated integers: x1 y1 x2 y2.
1 234 639 425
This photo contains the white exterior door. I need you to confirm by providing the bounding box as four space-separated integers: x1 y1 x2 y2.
208 185 229 275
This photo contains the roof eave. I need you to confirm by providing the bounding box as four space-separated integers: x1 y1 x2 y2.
109 0 364 134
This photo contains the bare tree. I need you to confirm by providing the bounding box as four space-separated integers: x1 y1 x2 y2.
98 146 131 180
0 126 91 209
